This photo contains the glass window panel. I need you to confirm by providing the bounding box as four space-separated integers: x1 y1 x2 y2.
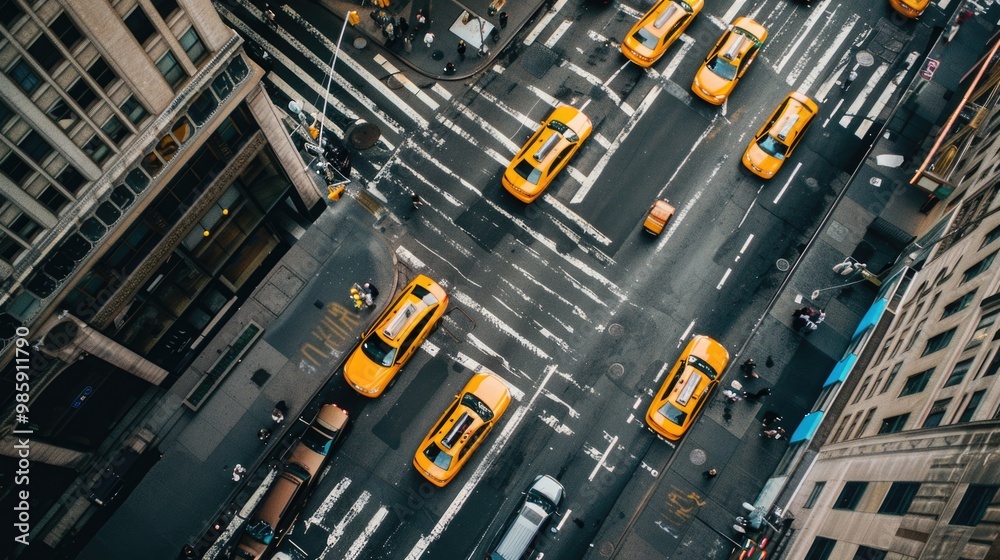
125 7 156 45
0 232 24 263
121 96 148 125
0 98 14 126
179 27 207 64
227 55 249 82
28 35 63 72
141 152 164 176
83 135 111 163
156 134 179 162
152 0 179 19
1 0 26 29
172 116 193 143
211 72 233 99
38 185 69 213
0 152 32 184
8 59 42 94
67 80 98 111
188 90 218 126
18 131 54 163
48 99 79 130
58 165 85 193
95 200 121 225
125 168 150 193
87 56 118 89
102 115 128 144
79 217 106 241
156 52 184 87
49 13 83 49
10 214 40 240
110 185 134 209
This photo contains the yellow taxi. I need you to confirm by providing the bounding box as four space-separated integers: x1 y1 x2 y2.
413 371 511 487
646 335 729 441
502 105 592 203
889 0 930 18
691 17 767 105
742 92 818 179
621 0 703 68
343 275 448 397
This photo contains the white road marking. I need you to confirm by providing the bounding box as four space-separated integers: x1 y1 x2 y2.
373 54 440 110
737 197 757 229
633 396 643 409
572 86 662 203
205 469 278 559
659 35 694 82
856 79 898 138
307 477 353 529
561 61 631 114
343 506 389 560
395 245 428 270
739 234 754 255
822 98 845 128
773 0 830 74
626 413 634 424
545 19 574 48
772 162 803 204
452 290 553 359
431 82 452 101
716 268 732 290
589 434 619 481
680 320 696 343
839 63 888 128
721 0 750 26
539 412 575 435
796 13 858 93
784 4 842 88
654 189 701 253
556 509 573 531
544 197 613 246
653 361 670 383
464 334 533 388
523 0 571 46
320 491 370 556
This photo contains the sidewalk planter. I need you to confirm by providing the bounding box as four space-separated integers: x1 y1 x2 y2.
184 321 264 411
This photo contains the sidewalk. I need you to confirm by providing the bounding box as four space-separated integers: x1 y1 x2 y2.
308 0 545 80
77 197 397 560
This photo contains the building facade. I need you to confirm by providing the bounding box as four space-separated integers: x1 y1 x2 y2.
780 35 1000 560
0 0 322 552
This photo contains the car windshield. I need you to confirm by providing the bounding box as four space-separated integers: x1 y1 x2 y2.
245 519 275 544
687 355 719 380
706 56 738 80
299 427 334 455
461 392 495 422
657 401 688 426
634 28 659 49
361 335 396 366
526 489 557 513
756 136 788 159
423 442 452 470
513 159 543 184
547 120 579 143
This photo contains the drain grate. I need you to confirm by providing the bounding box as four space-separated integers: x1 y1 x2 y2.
520 43 560 79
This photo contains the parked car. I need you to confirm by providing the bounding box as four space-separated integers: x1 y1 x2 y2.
286 403 348 482
485 475 565 560
233 463 312 559
646 335 730 440
621 0 703 67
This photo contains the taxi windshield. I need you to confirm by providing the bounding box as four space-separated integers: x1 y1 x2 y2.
361 335 396 366
688 355 719 379
547 120 579 143
461 392 495 422
757 136 789 159
706 56 738 80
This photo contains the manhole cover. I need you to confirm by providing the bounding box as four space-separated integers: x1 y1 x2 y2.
776 259 790 272
609 363 624 379
804 177 818 188
608 323 624 336
599 542 615 557
347 121 381 150
353 37 367 49
689 448 707 465
856 51 875 67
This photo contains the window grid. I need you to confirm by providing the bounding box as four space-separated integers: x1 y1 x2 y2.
878 413 909 434
923 328 956 356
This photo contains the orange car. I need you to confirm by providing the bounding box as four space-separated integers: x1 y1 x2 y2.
691 17 767 105
889 0 930 18
646 335 730 440
413 372 511 487
621 0 703 67
502 105 592 203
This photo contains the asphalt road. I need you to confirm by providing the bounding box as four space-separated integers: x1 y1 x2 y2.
211 0 939 558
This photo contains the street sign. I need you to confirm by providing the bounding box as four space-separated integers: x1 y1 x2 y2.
920 57 940 80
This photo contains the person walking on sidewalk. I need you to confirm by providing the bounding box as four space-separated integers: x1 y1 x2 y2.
457 40 467 59
741 358 758 380
423 32 435 48
411 193 424 209
761 427 786 440
499 11 508 28
744 387 771 402
444 62 456 74
761 410 783 427
232 464 247 481
703 468 718 479
398 17 409 36
362 282 379 302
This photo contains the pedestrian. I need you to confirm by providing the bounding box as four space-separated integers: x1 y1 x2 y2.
491 28 501 43
444 62 456 74
761 427 786 440
398 17 409 36
362 282 379 302
478 44 489 57
811 309 826 325
415 9 426 27
383 21 394 37
722 389 742 403
232 464 247 481
272 401 287 423
741 358 758 379
743 387 771 402
843 69 857 90
499 11 508 28
258 428 271 443
703 468 718 479
264 8 277 29
423 32 435 48
761 410 783 427
457 40 467 58
792 311 811 332
411 193 424 209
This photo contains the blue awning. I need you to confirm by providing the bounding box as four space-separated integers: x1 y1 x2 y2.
790 411 824 443
824 353 858 388
853 297 888 338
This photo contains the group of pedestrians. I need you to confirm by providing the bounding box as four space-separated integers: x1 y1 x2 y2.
792 307 825 335
350 282 380 310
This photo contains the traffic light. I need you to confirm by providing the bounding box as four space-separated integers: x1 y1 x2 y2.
347 11 360 26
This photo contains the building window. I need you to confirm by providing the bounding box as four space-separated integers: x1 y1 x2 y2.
834 481 868 510
944 359 974 388
48 99 79 130
0 98 13 126
853 546 887 560
878 413 909 434
121 96 148 125
845 411 863 439
156 52 185 87
804 537 837 560
87 57 118 89
38 185 69 213
831 414 850 443
906 319 926 351
67 80 98 111
18 131 54 164
0 232 25 264
950 484 998 526
152 0 180 19
869 369 886 398
8 59 41 94
8 214 40 241
83 135 110 163
856 408 875 437
943 290 977 318
900 369 933 396
0 152 32 184
922 328 956 356
965 311 1000 351
58 165 85 193
102 115 129 144
880 363 901 394
804 482 825 509
125 7 156 45
878 483 920 515
982 225 1000 249
1 0 25 28
179 27 208 64
923 398 951 427
962 252 997 284
957 390 985 423
853 376 872 404
981 350 1000 378
27 35 63 72
49 13 83 49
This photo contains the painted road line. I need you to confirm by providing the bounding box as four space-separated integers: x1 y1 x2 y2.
571 86 662 203
589 435 619 481
839 63 888 128
633 396 643 409
373 54 440 111
856 79 898 138
653 361 670 383
737 196 757 229
661 35 694 82
434 115 517 168
797 13 858 93
320 491 370 557
604 59 631 89
431 82 452 101
524 0 571 46
306 477 353 530
406 366 560 559
784 4 842 88
822 98 845 128
452 290 554 359
556 509 573 531
721 0 751 28
626 413 634 424
562 61 629 114
343 506 389 560
545 19 574 48
739 234 754 255
773 0 830 74
450 103 521 154
680 320 695 345
655 189 701 254
716 268 732 290
545 197 613 246
772 162 803 205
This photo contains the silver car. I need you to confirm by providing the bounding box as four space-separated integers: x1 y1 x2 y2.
487 475 565 560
